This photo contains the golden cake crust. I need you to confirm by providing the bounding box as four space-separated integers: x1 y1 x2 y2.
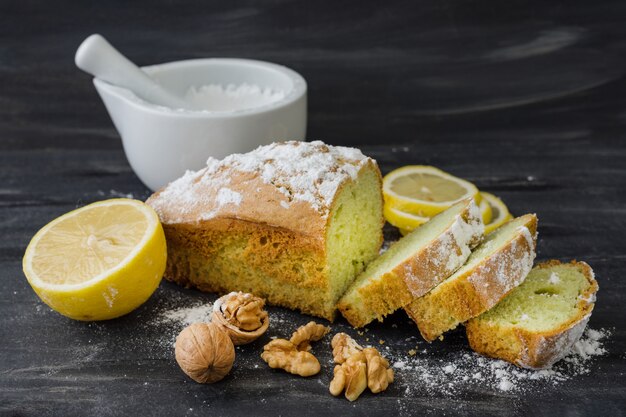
149 141 376 237
405 214 538 342
465 260 598 369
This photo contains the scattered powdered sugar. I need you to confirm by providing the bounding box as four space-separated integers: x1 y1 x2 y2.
567 328 607 360
391 327 611 395
160 302 214 327
97 189 136 199
142 300 216 350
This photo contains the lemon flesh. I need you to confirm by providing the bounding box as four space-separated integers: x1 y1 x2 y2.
481 192 513 234
23 199 167 321
479 197 493 225
383 166 481 217
384 203 430 231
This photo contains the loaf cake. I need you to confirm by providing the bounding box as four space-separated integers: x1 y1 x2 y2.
146 141 384 321
466 260 598 369
405 214 537 341
337 199 484 328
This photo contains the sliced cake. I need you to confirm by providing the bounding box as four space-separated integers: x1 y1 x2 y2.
466 260 598 369
405 214 537 341
337 199 484 328
147 141 384 321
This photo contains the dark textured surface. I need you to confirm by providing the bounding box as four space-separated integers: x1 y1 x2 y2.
1 1 625 416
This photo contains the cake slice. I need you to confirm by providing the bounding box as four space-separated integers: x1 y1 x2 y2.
466 260 598 369
337 199 484 328
405 214 537 341
147 141 384 321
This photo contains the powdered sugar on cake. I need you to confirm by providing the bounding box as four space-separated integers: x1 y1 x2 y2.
402 202 483 297
468 224 536 303
444 204 484 271
518 314 590 369
213 140 368 211
149 141 370 222
216 188 242 206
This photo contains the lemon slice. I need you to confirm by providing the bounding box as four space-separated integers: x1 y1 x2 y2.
479 197 493 225
384 203 430 232
23 199 167 321
383 166 481 217
391 197 491 237
481 192 513 234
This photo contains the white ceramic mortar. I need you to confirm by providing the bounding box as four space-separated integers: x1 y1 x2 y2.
93 58 307 191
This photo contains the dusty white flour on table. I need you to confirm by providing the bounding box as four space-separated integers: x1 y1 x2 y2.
160 303 214 327
96 189 136 199
389 327 610 395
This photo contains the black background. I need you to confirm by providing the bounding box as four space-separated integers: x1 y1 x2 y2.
1 1 625 416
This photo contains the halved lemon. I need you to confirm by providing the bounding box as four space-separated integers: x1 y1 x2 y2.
22 199 167 321
383 166 481 217
481 192 513 234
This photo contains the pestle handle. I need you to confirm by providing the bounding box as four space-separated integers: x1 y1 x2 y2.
75 34 194 110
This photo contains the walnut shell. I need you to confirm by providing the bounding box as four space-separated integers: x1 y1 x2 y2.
212 292 269 345
174 322 235 383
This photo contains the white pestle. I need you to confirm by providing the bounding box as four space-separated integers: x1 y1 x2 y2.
75 34 198 110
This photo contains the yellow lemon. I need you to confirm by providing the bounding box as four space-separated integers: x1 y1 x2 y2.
22 199 167 321
383 165 481 217
390 197 491 237
384 203 430 232
479 196 493 225
481 192 513 234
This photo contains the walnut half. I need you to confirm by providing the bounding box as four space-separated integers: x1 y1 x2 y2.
261 321 330 377
329 333 394 401
212 292 269 345
261 339 321 377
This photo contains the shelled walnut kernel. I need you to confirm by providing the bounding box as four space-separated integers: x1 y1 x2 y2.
261 321 330 377
329 333 394 401
212 292 269 345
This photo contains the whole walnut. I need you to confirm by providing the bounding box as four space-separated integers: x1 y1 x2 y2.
175 322 235 383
